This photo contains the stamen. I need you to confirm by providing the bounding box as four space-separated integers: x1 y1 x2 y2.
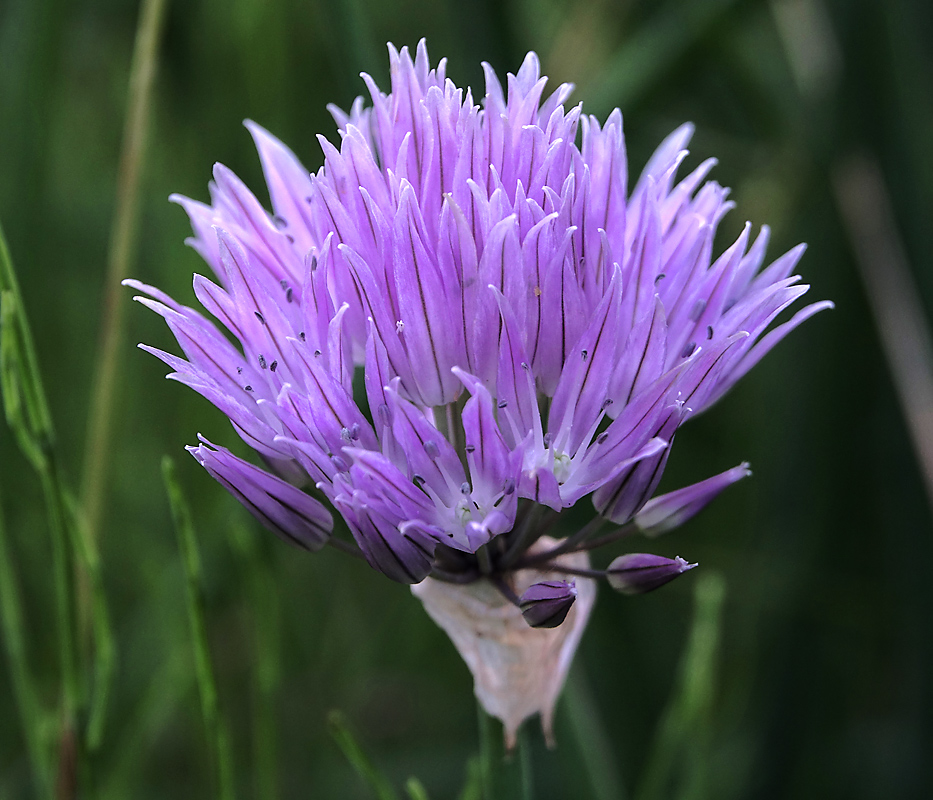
270 360 278 372
424 440 440 459
254 311 266 324
259 355 267 369
681 341 696 359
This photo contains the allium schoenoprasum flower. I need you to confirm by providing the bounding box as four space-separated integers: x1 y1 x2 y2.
129 41 830 741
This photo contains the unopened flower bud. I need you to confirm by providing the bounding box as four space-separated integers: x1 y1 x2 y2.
519 580 577 629
606 553 696 595
633 463 751 537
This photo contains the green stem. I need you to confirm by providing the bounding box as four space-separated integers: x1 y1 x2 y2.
477 703 497 800
518 724 534 800
162 457 236 800
80 0 168 548
0 489 53 799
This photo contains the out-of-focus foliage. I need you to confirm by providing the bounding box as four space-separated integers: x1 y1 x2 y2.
1 0 932 797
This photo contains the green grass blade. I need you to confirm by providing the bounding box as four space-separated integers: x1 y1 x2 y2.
584 0 747 114
162 456 236 800
81 0 169 549
228 522 281 800
635 573 726 800
0 490 53 799
564 666 627 800
63 492 116 752
0 220 53 451
328 709 399 800
405 777 430 800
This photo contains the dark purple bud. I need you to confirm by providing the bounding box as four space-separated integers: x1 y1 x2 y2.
633 463 751 537
519 580 577 628
606 553 696 595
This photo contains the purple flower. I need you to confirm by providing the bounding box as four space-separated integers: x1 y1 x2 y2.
130 41 830 610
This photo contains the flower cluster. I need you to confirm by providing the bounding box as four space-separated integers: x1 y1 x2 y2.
130 42 830 622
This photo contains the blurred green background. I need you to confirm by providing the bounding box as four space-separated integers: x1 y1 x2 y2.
1 0 932 797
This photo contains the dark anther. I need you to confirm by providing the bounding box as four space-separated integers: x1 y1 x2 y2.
273 215 287 229
413 474 426 488
464 444 476 453
706 325 713 340
596 431 609 444
341 427 352 442
259 355 267 369
424 440 440 459
244 385 253 392
497 399 508 409
313 349 322 357
254 311 265 324
286 235 295 244
299 331 306 341
543 432 554 448
270 361 278 372
503 478 516 495
460 482 471 495
581 349 588 361
655 272 666 284
236 366 243 375
681 341 696 359
602 398 613 408
689 299 706 322
285 287 294 303
280 279 288 289
521 361 530 370
310 255 318 272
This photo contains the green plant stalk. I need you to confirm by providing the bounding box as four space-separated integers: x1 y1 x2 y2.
64 493 116 752
162 457 235 800
477 703 496 800
81 0 169 546
517 724 534 800
564 666 627 800
0 226 84 790
0 491 53 799
1 223 116 763
228 523 281 800
405 777 430 800
328 709 399 800
635 572 725 800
